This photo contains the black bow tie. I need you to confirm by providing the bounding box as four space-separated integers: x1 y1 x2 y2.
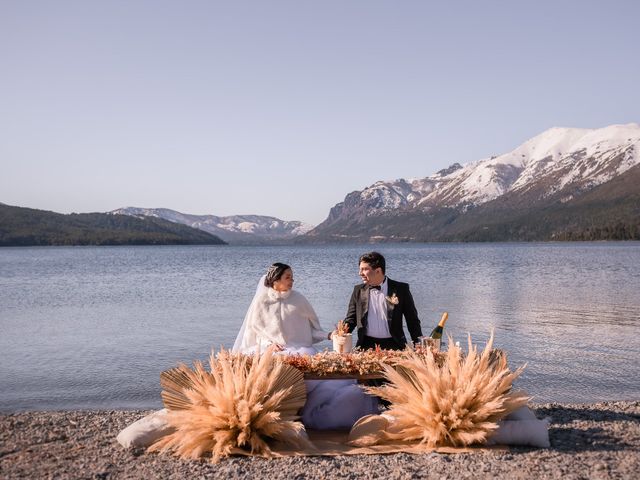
369 285 381 291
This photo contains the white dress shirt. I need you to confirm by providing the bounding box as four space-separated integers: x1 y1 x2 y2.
366 278 391 338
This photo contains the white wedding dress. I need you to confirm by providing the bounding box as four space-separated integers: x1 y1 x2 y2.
233 277 379 430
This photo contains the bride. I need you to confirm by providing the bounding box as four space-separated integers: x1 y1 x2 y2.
232 262 327 355
233 262 379 430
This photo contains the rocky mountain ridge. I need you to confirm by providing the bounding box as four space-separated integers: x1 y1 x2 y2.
111 207 314 245
308 123 640 241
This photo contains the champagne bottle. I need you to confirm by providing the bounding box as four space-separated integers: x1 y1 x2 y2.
429 312 449 340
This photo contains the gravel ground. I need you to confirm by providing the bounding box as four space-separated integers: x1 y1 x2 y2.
1 401 638 479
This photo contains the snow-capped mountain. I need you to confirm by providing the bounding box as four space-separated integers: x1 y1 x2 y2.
309 123 640 241
111 208 314 245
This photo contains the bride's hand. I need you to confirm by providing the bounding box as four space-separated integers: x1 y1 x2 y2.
267 344 285 353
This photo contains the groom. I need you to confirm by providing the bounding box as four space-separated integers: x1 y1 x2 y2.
342 251 423 350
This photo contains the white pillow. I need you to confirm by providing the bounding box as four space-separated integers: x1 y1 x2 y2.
487 418 551 448
504 405 538 421
116 409 175 449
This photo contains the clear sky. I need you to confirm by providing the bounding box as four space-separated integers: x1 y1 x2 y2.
1 1 638 225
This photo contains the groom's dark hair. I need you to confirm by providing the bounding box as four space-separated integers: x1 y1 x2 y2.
359 251 386 274
264 262 291 287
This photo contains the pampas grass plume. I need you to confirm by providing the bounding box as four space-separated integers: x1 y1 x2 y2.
367 332 529 448
149 348 310 462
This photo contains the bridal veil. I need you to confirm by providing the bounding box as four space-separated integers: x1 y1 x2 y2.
232 274 267 353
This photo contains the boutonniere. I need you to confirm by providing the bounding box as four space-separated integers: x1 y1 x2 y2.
386 293 399 305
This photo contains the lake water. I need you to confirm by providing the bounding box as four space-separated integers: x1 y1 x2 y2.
1 243 639 412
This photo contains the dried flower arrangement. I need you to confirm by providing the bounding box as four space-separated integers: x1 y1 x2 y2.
149 348 312 462
334 319 350 336
280 346 446 377
365 332 529 448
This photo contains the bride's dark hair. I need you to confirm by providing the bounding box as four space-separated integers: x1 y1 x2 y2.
264 262 291 288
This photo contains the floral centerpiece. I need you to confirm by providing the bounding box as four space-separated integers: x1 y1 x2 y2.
281 345 446 377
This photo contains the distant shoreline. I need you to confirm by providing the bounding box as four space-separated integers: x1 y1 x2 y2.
0 241 229 248
0 203 227 247
2 401 638 479
2 239 640 248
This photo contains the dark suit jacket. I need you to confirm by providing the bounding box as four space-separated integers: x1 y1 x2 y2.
344 278 422 349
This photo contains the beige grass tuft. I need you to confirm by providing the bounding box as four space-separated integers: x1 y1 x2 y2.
367 332 529 448
149 348 311 462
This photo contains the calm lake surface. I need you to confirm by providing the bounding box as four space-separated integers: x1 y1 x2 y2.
1 243 639 412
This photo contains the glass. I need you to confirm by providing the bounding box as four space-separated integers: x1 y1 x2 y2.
333 333 353 353
418 336 440 351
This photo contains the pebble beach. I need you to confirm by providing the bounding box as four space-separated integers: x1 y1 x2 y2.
1 401 638 479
